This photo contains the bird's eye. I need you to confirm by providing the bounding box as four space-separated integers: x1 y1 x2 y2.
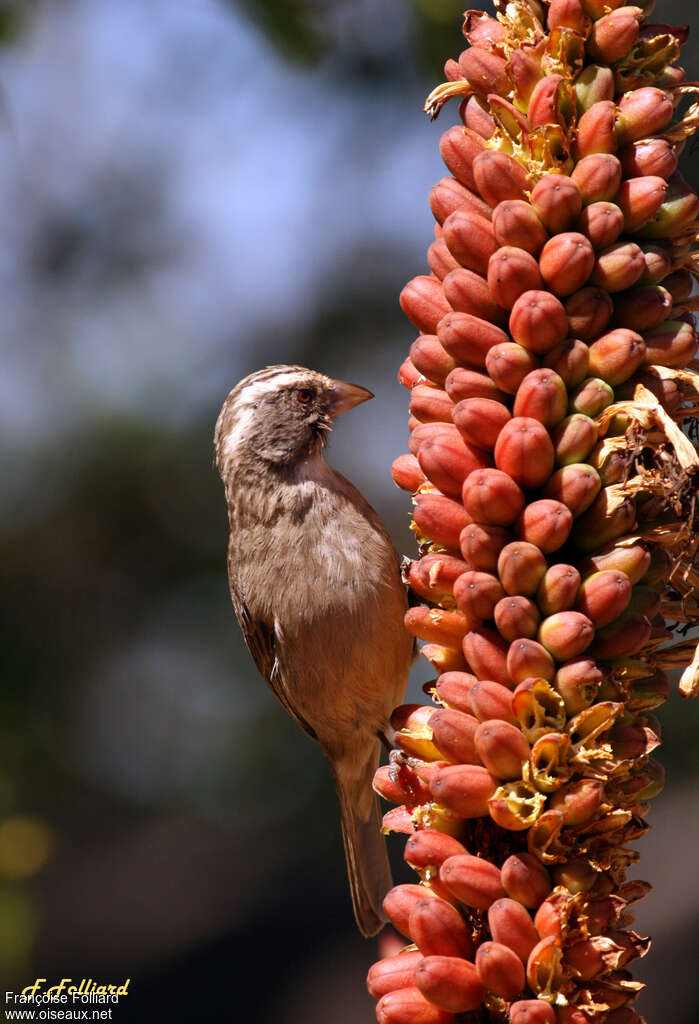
296 388 312 404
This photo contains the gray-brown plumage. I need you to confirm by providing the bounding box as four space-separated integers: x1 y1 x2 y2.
214 365 413 936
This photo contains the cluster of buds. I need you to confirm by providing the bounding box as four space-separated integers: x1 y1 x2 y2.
370 0 699 1020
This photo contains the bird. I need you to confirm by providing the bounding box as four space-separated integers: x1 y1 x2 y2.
214 364 413 936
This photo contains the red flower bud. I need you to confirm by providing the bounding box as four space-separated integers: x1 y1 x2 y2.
440 853 506 908
501 852 552 908
368 951 424 999
476 940 526 999
414 956 484 1014
376 986 456 1024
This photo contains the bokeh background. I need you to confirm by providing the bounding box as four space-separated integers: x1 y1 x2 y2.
0 0 698 1020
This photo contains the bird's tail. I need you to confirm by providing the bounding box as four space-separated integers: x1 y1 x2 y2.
329 740 392 938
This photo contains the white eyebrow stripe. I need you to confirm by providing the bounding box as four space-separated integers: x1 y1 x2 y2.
238 372 309 403
221 370 314 456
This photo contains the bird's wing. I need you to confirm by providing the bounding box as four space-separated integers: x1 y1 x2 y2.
233 590 318 741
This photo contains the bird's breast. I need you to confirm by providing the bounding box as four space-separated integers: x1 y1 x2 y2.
230 476 398 628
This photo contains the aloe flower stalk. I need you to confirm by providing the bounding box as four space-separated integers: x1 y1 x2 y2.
369 1 699 1020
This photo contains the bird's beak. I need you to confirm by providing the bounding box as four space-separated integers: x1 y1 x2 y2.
327 379 374 417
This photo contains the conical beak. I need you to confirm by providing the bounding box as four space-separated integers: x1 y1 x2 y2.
327 379 374 417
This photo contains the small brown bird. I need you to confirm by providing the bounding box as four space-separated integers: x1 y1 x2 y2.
214 365 413 936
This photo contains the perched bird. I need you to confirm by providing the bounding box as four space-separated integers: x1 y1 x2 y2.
214 365 413 936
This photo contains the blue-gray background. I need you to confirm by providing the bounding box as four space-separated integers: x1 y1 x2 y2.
0 0 697 1020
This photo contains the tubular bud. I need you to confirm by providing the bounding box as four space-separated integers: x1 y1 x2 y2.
508 640 556 685
430 708 482 765
453 397 511 451
574 65 615 113
514 370 569 428
428 238 460 280
531 175 583 234
576 101 617 157
383 884 437 938
502 853 553 909
460 522 511 572
473 151 529 207
440 853 506 909
616 174 667 231
612 284 672 331
407 552 472 604
510 291 570 355
539 233 596 297
421 644 469 674
376 986 456 1024
565 287 614 340
495 596 541 642
571 153 623 203
405 607 475 647
475 719 531 779
439 126 485 192
430 176 492 225
589 612 652 659
437 311 509 369
442 268 508 326
552 415 598 466
404 830 469 875
468 679 517 723
543 340 590 390
510 1000 556 1023
462 468 526 526
413 492 471 550
568 378 614 418
410 337 458 387
543 463 602 517
463 628 510 685
587 7 642 63
401 276 453 333
578 202 624 250
590 241 646 292
392 453 426 491
414 957 484 1014
475 940 526 999
410 897 475 959
498 541 549 597
442 210 497 275
493 200 549 256
453 569 505 621
368 951 425 1000
486 342 540 394
494 418 556 489
576 570 633 627
537 564 582 617
430 763 499 818
488 246 543 310
615 87 674 144
445 365 507 404
410 384 454 424
458 46 510 98
488 897 540 963
433 671 478 712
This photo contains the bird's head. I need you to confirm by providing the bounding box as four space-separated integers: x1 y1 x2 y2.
214 365 373 475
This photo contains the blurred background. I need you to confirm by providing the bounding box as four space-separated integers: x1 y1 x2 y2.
0 0 697 1020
